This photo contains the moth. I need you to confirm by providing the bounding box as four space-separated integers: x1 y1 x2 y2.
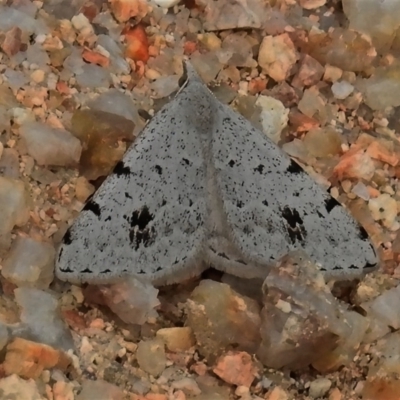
56 62 378 286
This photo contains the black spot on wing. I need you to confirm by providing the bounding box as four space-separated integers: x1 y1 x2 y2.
57 247 64 261
325 197 340 213
128 206 156 251
286 159 303 174
282 206 303 229
83 200 101 217
358 226 369 240
59 266 73 273
281 206 307 244
113 161 131 176
316 210 324 219
62 229 73 245
154 165 162 175
254 164 264 174
130 206 153 230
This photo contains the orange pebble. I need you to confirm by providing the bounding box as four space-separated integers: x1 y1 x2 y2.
184 41 197 55
56 81 70 95
124 24 149 64
367 186 380 198
82 49 110 67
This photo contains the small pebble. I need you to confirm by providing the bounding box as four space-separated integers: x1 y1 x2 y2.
309 378 332 398
2 236 55 289
331 81 354 99
136 339 166 377
20 121 81 167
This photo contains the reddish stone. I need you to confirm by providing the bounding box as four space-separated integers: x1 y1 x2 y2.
184 41 197 55
124 25 149 64
292 54 324 88
82 49 110 67
80 1 100 21
109 0 149 22
1 27 22 57
213 351 258 387
248 78 267 95
56 81 70 95
3 338 71 379
289 110 319 132
62 309 87 331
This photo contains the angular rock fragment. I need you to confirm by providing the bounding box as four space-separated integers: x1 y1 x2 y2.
2 236 55 289
333 149 375 181
213 351 258 387
343 0 400 51
356 66 400 110
308 378 332 398
136 338 166 377
297 87 327 122
255 95 288 144
190 52 222 84
195 0 269 30
91 277 160 325
3 337 71 379
13 288 74 351
109 0 149 22
20 121 81 167
299 0 326 9
0 177 30 250
156 327 196 352
70 109 135 180
361 283 400 341
77 379 125 400
220 33 257 68
76 64 111 88
303 127 342 158
185 280 261 362
86 89 142 131
368 194 398 231
331 80 354 99
368 332 400 377
305 28 376 73
292 54 324 88
124 24 149 64
257 251 368 371
258 34 298 82
0 374 43 400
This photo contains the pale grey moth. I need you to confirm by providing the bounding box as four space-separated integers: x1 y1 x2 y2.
56 62 378 286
